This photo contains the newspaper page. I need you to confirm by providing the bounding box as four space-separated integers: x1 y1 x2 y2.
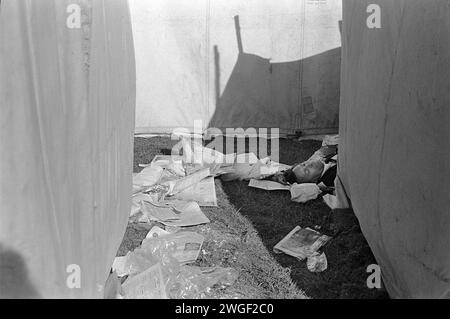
122 263 168 299
172 176 218 206
248 179 291 191
142 200 210 227
274 226 331 260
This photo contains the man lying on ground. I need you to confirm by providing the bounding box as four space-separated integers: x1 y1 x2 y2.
266 145 338 192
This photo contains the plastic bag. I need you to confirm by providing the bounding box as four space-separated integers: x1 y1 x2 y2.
167 266 239 299
133 166 163 188
290 183 321 203
306 252 328 272
117 231 239 299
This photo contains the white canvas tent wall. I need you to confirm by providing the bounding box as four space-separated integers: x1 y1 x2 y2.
339 0 450 298
131 0 342 136
0 0 135 298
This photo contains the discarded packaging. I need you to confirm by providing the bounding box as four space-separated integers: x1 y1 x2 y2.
172 176 218 206
141 200 210 227
248 179 291 191
133 166 163 188
149 154 185 177
274 226 331 260
221 157 288 182
163 168 210 195
306 252 328 272
115 226 238 299
121 231 204 278
167 266 239 299
122 263 168 299
143 184 170 203
112 256 129 277
141 231 204 265
146 225 171 239
150 155 184 169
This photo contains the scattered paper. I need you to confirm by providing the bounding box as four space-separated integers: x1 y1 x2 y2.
145 225 171 239
112 256 129 277
248 179 291 191
221 158 288 182
142 200 210 227
130 194 149 221
149 155 186 177
122 263 168 299
150 155 183 169
274 226 331 260
143 184 170 203
163 168 210 195
142 231 204 264
172 177 218 206
133 166 163 188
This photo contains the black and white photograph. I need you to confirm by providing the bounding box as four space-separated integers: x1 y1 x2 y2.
0 0 449 306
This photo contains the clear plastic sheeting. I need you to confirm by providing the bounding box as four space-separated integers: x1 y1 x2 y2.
0 0 135 298
117 233 238 299
339 0 450 298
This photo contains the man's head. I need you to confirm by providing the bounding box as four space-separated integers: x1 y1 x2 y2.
291 160 324 183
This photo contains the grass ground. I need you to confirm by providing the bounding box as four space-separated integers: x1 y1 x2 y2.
117 136 389 299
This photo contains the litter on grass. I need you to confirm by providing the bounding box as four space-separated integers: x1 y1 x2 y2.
133 166 163 188
141 200 210 227
290 183 322 203
163 168 210 195
274 226 331 261
146 225 171 239
306 252 328 273
129 231 204 265
248 179 291 191
114 226 238 299
122 263 168 299
172 176 218 207
123 136 339 299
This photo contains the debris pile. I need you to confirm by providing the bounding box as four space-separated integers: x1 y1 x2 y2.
108 136 335 298
109 139 246 299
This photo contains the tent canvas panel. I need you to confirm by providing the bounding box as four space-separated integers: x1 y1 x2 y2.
0 0 135 298
339 0 450 298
